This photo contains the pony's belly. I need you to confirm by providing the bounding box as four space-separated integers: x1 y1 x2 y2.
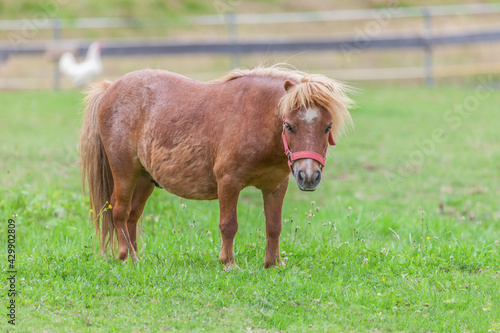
160 176 218 200
141 143 218 200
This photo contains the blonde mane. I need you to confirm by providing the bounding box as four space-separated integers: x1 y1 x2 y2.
216 64 354 138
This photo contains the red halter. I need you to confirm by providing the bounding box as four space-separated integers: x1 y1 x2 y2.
281 117 336 175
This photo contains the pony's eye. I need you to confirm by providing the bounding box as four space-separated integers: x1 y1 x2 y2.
285 123 294 133
325 125 332 134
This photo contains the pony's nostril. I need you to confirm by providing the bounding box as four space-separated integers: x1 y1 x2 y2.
297 170 306 185
312 170 321 185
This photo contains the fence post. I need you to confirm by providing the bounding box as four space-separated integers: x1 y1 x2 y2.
423 7 434 87
226 12 240 68
53 18 62 91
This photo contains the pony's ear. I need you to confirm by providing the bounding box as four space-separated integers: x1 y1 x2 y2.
284 80 295 92
328 131 336 145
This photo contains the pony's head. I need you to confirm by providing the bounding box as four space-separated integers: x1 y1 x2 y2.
279 74 353 191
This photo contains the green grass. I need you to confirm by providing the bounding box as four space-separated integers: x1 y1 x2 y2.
1 84 499 332
1 0 497 19
0 0 214 20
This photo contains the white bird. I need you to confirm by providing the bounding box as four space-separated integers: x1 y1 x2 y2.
59 41 103 87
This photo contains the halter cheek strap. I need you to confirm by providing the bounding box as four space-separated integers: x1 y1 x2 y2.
282 118 335 175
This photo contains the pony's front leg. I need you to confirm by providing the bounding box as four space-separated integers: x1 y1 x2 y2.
217 176 241 270
262 179 288 268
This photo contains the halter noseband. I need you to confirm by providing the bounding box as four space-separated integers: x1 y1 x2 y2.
281 117 336 175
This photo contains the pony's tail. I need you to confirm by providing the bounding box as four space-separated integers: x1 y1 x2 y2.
79 80 114 255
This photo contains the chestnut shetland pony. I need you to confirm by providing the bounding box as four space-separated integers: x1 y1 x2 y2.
80 65 353 269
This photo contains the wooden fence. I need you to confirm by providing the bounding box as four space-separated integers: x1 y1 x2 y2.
1 3 500 89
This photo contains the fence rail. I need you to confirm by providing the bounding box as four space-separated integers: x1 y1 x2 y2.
2 28 499 58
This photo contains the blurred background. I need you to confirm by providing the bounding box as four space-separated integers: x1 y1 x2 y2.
1 0 500 90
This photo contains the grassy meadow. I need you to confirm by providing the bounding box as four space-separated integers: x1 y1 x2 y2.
1 83 499 332
2 0 494 19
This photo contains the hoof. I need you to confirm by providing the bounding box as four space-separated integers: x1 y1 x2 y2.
117 255 128 262
117 250 128 261
264 259 284 269
118 253 140 263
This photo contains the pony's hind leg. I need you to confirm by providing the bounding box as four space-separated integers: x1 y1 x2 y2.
126 174 155 258
110 175 138 261
108 154 148 260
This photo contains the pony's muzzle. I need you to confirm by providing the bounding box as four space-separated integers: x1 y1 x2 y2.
293 159 322 191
